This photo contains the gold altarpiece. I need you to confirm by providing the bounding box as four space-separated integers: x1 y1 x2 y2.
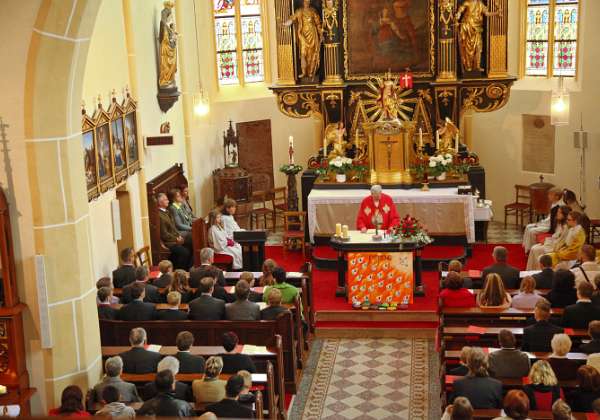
270 0 514 185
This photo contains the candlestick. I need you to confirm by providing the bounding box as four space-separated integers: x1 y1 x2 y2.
342 224 349 238
436 130 440 150
288 135 294 164
455 133 459 153
419 127 423 149
335 223 342 237
289 135 294 148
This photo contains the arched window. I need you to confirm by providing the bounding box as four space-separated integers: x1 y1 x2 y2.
522 0 580 78
213 0 268 86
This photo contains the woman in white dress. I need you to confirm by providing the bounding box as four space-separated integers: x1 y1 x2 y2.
208 209 243 270
522 187 563 253
221 198 244 238
526 205 570 270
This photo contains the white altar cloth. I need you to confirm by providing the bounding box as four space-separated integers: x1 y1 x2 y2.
308 188 484 243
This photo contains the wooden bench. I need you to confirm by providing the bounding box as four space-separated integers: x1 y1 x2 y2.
99 314 299 394
471 409 589 420
441 307 563 328
444 348 588 361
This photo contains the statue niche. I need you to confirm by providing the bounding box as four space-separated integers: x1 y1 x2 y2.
156 0 181 113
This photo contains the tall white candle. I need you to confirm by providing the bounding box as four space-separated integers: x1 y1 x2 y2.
419 128 423 149
289 135 294 164
455 133 459 153
436 130 440 150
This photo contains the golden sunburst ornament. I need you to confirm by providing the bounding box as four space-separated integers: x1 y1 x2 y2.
362 71 415 122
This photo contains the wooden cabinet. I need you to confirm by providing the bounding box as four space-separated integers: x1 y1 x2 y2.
213 167 252 205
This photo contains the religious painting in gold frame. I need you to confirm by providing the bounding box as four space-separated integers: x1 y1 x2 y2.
81 114 99 201
93 109 115 192
343 0 435 80
108 100 128 183
123 96 140 175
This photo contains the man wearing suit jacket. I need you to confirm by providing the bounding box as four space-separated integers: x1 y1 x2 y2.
119 328 162 374
226 280 260 321
188 277 225 320
112 247 137 288
157 291 188 320
118 283 158 321
533 254 555 289
140 356 193 402
482 246 521 289
152 260 174 288
580 321 600 354
120 266 163 304
157 192 191 270
261 288 290 320
205 375 253 419
91 356 141 403
522 298 563 352
571 245 600 288
175 331 205 374
451 348 503 409
97 287 119 320
189 248 227 287
561 281 600 329
488 330 530 378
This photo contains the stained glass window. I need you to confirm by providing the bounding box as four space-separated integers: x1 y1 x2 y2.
524 0 579 77
213 0 266 86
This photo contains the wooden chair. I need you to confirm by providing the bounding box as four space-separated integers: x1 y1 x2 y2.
271 187 288 229
250 191 275 231
235 202 252 230
283 211 306 258
191 217 233 270
135 246 152 269
504 185 532 229
590 219 600 245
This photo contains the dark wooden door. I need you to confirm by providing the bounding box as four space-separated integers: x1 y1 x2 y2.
237 120 274 193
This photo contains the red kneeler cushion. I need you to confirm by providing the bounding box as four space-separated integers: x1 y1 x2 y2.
536 233 551 244
214 253 233 264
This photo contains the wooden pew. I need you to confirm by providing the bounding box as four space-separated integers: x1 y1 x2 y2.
445 374 579 391
99 315 298 394
441 306 563 328
444 348 588 361
471 409 589 420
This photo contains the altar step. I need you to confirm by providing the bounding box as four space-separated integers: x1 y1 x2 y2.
315 320 438 339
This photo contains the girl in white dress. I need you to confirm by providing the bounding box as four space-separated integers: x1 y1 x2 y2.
526 205 570 270
221 198 245 238
208 209 243 270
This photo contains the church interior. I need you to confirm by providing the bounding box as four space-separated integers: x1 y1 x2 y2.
1 0 600 418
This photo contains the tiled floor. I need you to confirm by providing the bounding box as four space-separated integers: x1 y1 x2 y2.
486 221 523 244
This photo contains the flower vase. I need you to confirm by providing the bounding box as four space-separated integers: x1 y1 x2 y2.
436 172 447 181
336 173 347 183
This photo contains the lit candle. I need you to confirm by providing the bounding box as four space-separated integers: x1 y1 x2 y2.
289 135 294 148
289 135 294 164
342 224 349 238
419 128 423 149
455 133 459 153
436 130 440 150
335 223 342 237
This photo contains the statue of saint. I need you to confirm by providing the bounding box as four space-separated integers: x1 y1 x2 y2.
322 0 338 41
455 0 500 72
325 122 349 159
437 118 459 152
158 1 178 88
284 0 323 79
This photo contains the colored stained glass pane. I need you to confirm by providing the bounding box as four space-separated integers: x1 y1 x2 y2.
528 0 549 4
554 4 578 40
215 17 237 52
526 6 549 40
241 0 261 16
241 16 262 49
555 0 578 3
553 41 576 76
243 49 264 83
214 0 235 16
526 41 548 76
218 52 239 84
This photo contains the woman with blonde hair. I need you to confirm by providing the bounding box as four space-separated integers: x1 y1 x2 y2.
549 211 586 268
167 269 193 303
526 205 570 270
548 334 578 381
477 273 512 308
523 360 564 410
192 356 226 404
511 276 543 310
208 209 243 269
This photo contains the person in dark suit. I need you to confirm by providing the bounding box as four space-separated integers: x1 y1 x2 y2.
219 331 256 374
119 327 162 374
482 246 520 289
157 192 191 270
205 375 253 419
566 365 600 412
118 283 158 321
561 281 600 329
97 287 118 320
120 266 163 304
157 291 188 320
152 260 173 288
188 277 226 321
190 263 233 303
549 333 578 381
488 330 531 379
141 356 193 402
137 370 194 417
448 346 471 376
545 269 577 309
451 347 503 409
190 248 227 287
226 280 260 321
580 321 600 354
175 331 205 374
522 298 564 352
112 247 137 288
533 254 555 289
261 288 290 320
91 356 141 403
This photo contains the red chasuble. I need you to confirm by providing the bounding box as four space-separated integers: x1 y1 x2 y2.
356 193 400 230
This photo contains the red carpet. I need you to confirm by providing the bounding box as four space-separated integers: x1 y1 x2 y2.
266 243 528 314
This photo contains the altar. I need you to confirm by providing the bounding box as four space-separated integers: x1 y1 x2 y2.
308 187 485 243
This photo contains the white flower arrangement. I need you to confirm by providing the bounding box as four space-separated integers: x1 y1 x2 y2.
427 153 453 176
329 156 354 174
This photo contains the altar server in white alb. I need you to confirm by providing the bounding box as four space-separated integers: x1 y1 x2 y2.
522 188 563 253
208 209 243 270
221 198 245 238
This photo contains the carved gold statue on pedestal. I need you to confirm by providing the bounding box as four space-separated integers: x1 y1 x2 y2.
158 1 178 88
325 122 350 159
455 0 500 72
284 0 323 79
436 117 460 153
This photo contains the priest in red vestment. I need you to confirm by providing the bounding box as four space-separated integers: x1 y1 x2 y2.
356 185 400 232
